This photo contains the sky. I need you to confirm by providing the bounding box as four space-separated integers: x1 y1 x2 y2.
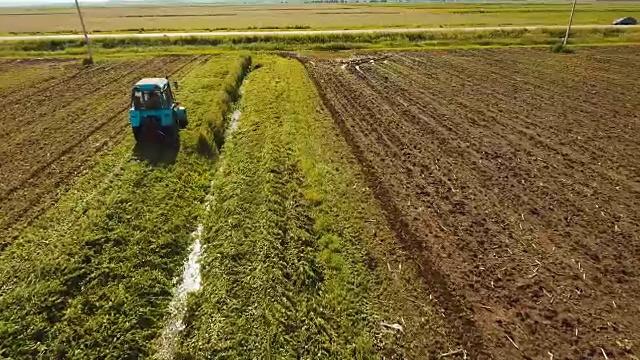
0 0 140 5
0 0 103 4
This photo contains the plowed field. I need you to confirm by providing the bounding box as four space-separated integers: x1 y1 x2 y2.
0 55 201 245
307 47 640 359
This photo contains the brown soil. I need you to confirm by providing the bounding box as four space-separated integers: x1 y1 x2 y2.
0 58 79 99
0 55 205 246
306 46 640 359
0 58 76 72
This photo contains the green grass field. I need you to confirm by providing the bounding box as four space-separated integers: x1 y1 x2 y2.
1 27 639 57
2 14 640 355
177 55 449 358
0 53 452 358
0 54 249 358
0 2 638 34
1 2 639 356
0 1 638 56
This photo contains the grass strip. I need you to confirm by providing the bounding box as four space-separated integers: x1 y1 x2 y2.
0 54 249 358
0 27 638 57
178 55 451 358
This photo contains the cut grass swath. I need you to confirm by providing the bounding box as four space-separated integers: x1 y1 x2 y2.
0 54 249 358
178 55 451 358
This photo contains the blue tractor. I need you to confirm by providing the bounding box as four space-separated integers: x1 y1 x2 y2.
130 77 187 144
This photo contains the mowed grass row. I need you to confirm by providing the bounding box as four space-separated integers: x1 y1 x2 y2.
177 56 451 358
0 54 248 358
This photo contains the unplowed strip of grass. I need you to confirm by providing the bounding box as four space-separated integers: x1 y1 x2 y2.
178 56 452 358
0 54 249 359
0 55 203 246
307 47 640 359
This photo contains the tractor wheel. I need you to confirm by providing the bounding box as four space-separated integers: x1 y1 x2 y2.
162 125 180 149
132 127 142 142
178 117 188 129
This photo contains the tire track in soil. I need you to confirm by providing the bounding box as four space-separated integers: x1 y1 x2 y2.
0 55 205 247
305 48 640 359
0 61 119 140
351 60 618 356
358 59 603 200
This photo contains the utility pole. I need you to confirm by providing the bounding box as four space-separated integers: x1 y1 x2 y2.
74 0 93 63
562 0 578 47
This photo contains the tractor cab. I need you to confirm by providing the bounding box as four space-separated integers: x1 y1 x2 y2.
129 77 187 143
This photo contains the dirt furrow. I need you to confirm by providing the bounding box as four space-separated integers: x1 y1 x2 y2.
309 62 490 358
307 47 640 359
377 56 640 188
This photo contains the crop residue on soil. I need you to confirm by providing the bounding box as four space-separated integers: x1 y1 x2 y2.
307 47 640 359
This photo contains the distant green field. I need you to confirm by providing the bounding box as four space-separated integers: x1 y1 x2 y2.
0 2 638 34
1 27 639 57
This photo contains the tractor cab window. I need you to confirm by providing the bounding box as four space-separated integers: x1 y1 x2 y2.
132 89 166 110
